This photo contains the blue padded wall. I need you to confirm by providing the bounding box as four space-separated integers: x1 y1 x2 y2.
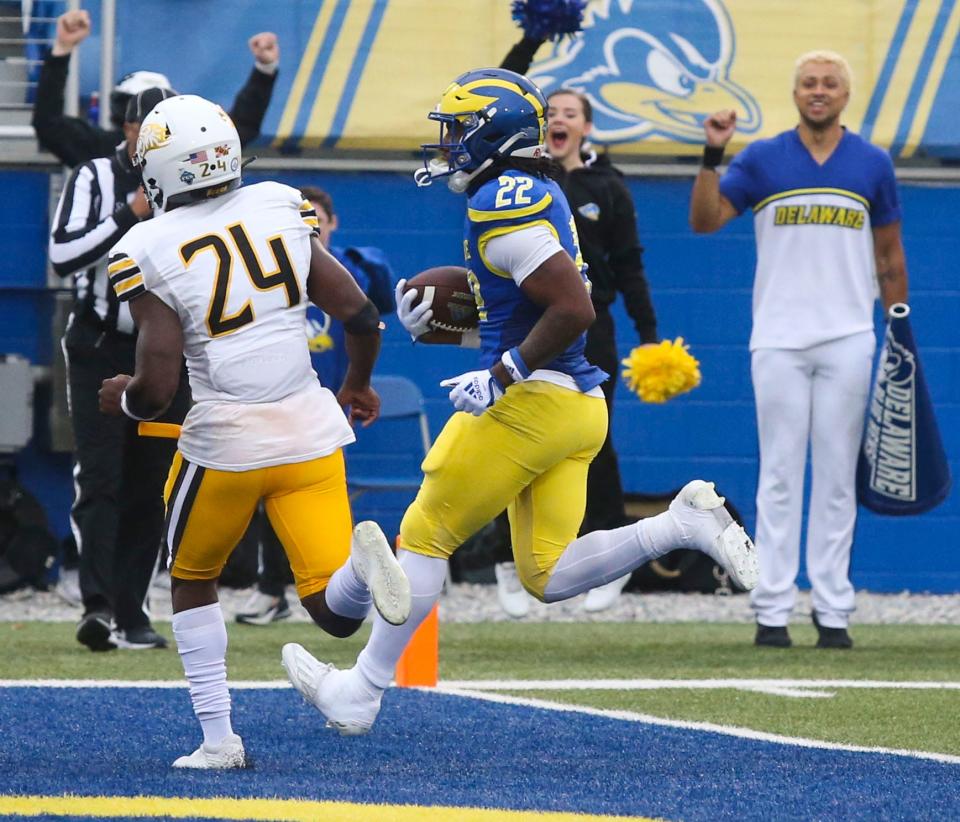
5 168 957 591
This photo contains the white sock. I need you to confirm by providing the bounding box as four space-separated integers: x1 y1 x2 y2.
324 556 371 620
355 550 446 690
172 602 233 747
542 510 683 602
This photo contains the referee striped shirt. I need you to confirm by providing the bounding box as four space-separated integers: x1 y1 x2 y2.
49 151 143 335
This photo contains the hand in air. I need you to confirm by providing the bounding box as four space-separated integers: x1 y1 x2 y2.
704 109 737 148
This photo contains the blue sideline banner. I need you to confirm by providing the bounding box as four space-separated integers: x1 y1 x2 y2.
857 303 952 516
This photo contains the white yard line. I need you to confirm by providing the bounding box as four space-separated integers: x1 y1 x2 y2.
433 687 960 766
438 678 960 690
3 677 959 765
3 677 960 690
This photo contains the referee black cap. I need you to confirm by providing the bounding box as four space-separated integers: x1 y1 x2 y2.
124 87 177 125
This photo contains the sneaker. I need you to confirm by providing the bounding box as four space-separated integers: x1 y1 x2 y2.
54 568 82 607
813 613 853 649
583 574 631 613
668 480 759 591
235 590 292 626
494 561 533 619
281 642 382 736
114 625 169 649
172 733 249 769
350 521 411 626
76 611 116 652
755 623 792 648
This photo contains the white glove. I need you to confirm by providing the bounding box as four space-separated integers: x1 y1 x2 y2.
440 369 504 416
395 278 433 340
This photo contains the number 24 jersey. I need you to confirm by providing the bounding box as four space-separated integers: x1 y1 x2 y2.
108 181 353 471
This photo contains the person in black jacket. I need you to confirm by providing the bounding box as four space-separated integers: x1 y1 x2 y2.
493 46 659 616
49 87 191 651
32 9 279 167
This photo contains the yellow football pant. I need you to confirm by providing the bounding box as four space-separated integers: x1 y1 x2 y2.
400 380 607 598
163 450 353 599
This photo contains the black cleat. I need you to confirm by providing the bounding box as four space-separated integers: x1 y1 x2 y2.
813 613 853 649
754 623 792 648
114 625 169 649
76 611 117 652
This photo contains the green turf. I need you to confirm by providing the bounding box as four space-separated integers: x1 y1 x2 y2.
4 621 959 755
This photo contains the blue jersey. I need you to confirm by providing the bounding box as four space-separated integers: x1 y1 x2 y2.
464 169 606 392
719 129 900 350
306 246 395 389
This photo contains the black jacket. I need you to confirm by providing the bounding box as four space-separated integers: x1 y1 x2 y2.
500 40 658 343
555 157 657 343
32 54 277 167
49 147 144 334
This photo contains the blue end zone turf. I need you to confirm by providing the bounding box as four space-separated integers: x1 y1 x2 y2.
2 686 958 820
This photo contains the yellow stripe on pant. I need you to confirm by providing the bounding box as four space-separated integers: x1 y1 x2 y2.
400 381 607 599
162 450 352 599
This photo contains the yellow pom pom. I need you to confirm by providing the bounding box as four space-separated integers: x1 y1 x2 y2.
621 337 701 403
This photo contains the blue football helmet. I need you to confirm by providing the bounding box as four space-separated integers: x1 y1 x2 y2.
415 68 546 193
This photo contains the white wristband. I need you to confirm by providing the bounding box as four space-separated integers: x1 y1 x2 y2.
120 389 150 421
501 349 528 384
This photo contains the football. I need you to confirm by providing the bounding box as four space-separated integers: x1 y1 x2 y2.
404 265 479 333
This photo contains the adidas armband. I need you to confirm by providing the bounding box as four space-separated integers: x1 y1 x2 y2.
501 347 531 384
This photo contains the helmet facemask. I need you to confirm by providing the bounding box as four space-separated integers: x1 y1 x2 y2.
414 69 546 194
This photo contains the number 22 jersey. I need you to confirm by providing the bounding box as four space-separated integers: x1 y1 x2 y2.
108 181 354 471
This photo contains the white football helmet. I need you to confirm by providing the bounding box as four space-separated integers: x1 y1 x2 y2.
134 94 242 213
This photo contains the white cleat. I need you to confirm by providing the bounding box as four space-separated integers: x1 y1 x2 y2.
351 521 411 626
494 561 534 619
281 643 382 736
669 480 759 591
172 733 248 769
583 573 632 613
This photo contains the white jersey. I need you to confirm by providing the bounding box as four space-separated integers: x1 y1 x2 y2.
719 129 901 351
108 181 354 471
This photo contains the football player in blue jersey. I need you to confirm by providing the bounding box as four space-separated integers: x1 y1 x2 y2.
282 68 759 734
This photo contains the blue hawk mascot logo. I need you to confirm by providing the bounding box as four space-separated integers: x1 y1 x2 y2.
529 0 761 144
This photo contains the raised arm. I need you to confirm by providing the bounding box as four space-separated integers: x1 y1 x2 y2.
689 109 740 234
229 33 280 148
32 10 119 166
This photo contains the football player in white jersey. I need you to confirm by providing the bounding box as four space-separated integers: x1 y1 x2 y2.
690 51 910 649
98 94 411 768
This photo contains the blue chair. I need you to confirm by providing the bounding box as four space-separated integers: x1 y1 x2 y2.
346 376 431 536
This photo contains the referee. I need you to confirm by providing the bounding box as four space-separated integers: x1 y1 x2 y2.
49 88 190 651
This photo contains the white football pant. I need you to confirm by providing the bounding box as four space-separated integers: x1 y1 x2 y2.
749 331 875 629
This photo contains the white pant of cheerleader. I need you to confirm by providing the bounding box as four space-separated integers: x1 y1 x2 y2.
749 331 875 629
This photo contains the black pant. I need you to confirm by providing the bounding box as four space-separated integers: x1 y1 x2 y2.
581 306 628 533
64 313 191 630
